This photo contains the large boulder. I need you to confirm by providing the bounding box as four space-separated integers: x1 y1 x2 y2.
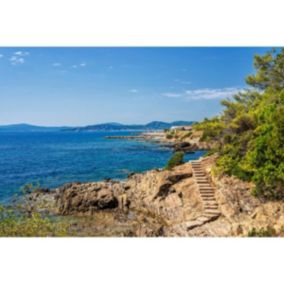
173 142 198 153
55 182 120 215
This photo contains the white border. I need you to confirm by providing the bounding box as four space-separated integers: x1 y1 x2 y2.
0 238 283 284
0 0 284 46
0 0 283 283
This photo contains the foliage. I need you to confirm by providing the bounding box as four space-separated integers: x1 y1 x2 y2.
0 205 69 237
248 227 276 237
194 117 225 142
246 48 284 91
0 183 69 237
195 48 284 199
165 151 184 170
166 133 174 139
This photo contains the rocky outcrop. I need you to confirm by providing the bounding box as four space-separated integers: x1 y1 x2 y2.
28 154 284 237
54 181 123 215
172 141 198 153
164 155 284 237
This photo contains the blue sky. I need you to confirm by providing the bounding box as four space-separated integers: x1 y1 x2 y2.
0 47 271 126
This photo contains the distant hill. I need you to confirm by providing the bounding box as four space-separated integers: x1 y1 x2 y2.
0 121 195 132
0 124 70 132
70 121 195 131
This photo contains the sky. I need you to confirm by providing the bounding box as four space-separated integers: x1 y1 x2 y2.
0 47 271 126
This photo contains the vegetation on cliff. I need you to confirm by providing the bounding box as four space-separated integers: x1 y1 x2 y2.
195 48 284 199
165 151 184 170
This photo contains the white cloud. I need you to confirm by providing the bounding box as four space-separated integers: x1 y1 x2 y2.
52 62 62 67
161 87 245 101
10 56 25 65
161 93 182 98
129 89 139 93
72 63 86 69
10 51 29 65
14 51 29 56
184 87 244 100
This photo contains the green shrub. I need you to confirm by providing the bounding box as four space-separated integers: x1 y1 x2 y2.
0 205 69 237
248 227 276 237
165 151 184 170
166 133 174 139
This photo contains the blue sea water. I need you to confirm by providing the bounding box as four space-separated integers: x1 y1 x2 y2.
0 131 205 203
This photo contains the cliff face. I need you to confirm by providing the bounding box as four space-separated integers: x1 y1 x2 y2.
29 155 284 237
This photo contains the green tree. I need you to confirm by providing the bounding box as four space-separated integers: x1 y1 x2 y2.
246 48 284 91
195 48 284 199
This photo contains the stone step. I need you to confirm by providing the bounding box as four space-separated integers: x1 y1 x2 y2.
199 187 214 190
201 196 215 200
198 185 212 188
204 205 219 210
202 197 216 201
200 192 215 196
200 192 215 197
204 201 218 205
200 195 215 199
204 209 221 215
199 187 213 191
204 205 218 210
196 180 209 183
200 190 213 193
203 200 218 205
199 188 213 191
196 180 210 184
199 189 214 195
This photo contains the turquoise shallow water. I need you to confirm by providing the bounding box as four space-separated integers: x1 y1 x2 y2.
0 131 205 202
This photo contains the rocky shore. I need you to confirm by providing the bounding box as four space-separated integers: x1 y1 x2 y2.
106 130 211 153
28 154 284 237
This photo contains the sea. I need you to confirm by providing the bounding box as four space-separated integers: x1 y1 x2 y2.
0 131 205 203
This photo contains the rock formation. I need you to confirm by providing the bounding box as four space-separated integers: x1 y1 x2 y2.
29 154 284 237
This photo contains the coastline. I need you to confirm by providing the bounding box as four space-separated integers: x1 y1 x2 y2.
3 128 284 237
26 154 284 237
106 129 211 152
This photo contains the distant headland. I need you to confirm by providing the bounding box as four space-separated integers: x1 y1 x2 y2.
0 121 195 132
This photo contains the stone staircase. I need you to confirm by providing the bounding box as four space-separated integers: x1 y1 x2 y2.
185 160 221 230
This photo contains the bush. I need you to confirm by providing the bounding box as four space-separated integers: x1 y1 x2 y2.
166 133 174 139
0 205 69 237
248 227 276 237
165 151 184 170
